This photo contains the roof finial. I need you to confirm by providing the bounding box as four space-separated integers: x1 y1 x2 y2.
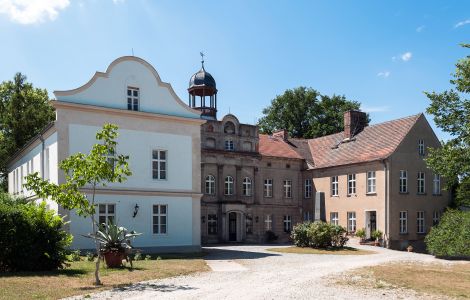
200 51 205 69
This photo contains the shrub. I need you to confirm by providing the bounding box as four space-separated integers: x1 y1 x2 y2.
291 221 349 249
426 209 470 258
0 195 72 272
85 252 95 262
371 230 383 241
134 252 143 261
355 228 366 239
70 250 81 262
144 255 151 261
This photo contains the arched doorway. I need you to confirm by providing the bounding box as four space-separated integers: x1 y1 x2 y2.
228 212 237 241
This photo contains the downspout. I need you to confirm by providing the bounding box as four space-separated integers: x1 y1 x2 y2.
382 159 390 248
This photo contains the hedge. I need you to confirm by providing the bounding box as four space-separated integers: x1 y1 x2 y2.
291 221 348 248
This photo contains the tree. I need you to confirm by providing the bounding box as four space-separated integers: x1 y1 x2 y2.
425 44 470 207
0 73 55 191
257 87 367 138
24 123 132 285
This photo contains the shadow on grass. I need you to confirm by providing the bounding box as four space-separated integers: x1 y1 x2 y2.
0 268 88 278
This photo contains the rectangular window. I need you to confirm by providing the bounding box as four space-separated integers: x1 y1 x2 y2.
417 211 425 233
304 179 312 198
265 215 272 231
283 215 292 233
347 174 356 195
417 172 425 194
208 214 217 235
347 212 356 232
98 204 115 226
224 140 234 151
433 174 441 195
399 170 407 193
152 205 168 234
367 171 376 194
399 211 408 234
331 176 338 196
264 179 273 197
432 211 440 226
330 212 339 226
418 139 425 156
304 211 311 221
283 180 292 198
127 87 139 111
152 150 167 180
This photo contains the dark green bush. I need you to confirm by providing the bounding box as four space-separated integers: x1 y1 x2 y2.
291 221 349 249
0 194 72 272
425 209 470 258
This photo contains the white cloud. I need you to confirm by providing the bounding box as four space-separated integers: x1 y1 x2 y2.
416 25 425 32
377 71 391 78
112 0 125 3
362 106 390 113
455 19 470 28
0 0 70 25
401 52 412 61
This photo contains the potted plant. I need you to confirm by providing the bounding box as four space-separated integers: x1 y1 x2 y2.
407 245 414 252
371 230 383 246
86 223 141 268
355 228 366 244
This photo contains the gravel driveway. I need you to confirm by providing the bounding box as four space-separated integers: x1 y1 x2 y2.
69 241 457 300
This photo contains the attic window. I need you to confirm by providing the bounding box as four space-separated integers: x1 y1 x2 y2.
127 87 139 111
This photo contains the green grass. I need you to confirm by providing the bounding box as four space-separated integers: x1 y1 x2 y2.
0 253 208 300
267 246 377 255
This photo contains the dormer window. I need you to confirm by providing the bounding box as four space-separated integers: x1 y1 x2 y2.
127 87 139 111
225 140 234 151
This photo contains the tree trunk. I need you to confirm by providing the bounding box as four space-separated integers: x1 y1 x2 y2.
91 182 101 285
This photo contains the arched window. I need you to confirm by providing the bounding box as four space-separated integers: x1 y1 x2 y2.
242 177 252 196
224 121 235 134
225 176 234 195
205 175 215 195
206 138 216 148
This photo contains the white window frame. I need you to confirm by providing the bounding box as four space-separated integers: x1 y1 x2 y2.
367 171 376 194
224 176 234 195
283 180 292 198
399 211 408 234
264 179 273 197
283 215 292 233
224 139 234 151
127 86 139 111
242 177 252 196
330 212 339 226
347 211 356 232
152 204 168 235
98 204 115 226
432 211 440 226
347 174 356 195
399 170 407 193
265 214 272 231
152 150 167 180
304 179 312 198
331 176 338 196
418 139 425 156
433 174 441 195
417 172 425 194
205 175 215 195
417 211 425 234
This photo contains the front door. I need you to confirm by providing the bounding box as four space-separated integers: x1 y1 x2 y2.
229 212 237 241
370 211 377 234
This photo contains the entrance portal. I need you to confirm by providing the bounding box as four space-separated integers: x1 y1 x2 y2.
366 211 377 239
229 212 237 241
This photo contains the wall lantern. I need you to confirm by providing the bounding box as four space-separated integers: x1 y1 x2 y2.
133 204 140 218
201 216 206 223
255 216 259 223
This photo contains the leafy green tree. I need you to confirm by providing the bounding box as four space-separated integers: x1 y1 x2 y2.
0 73 55 190
24 123 131 285
425 44 470 207
257 87 367 138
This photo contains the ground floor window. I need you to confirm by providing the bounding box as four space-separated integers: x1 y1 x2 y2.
98 204 115 226
347 212 356 232
208 214 217 235
417 211 425 234
432 210 440 226
330 212 339 226
399 211 408 234
283 215 292 233
265 215 272 231
304 211 311 221
153 205 168 234
246 214 253 234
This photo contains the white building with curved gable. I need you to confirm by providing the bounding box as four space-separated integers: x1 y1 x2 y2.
7 56 205 252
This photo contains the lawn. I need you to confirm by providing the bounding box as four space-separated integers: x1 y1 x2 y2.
336 262 470 299
267 246 377 255
0 253 209 300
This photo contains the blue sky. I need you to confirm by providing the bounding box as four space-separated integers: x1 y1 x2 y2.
0 0 469 140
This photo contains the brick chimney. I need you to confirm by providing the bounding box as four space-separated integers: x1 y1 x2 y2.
344 110 367 140
273 129 288 141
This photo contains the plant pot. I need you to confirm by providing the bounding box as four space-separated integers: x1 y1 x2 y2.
374 240 380 246
359 238 366 245
103 251 125 268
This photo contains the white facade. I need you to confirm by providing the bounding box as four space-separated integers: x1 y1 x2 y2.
7 56 204 252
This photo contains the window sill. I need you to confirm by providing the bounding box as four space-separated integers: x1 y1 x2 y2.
366 192 377 196
417 232 426 235
331 195 339 198
432 193 442 196
399 192 409 195
347 194 357 197
417 193 427 196
399 232 409 235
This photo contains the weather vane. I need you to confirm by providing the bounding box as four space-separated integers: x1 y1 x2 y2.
200 51 205 68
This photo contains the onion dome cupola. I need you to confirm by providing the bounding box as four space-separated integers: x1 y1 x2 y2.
188 52 218 120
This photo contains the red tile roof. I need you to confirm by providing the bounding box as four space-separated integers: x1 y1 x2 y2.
259 134 303 159
307 113 422 168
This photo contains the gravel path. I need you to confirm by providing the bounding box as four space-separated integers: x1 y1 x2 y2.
68 240 460 300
